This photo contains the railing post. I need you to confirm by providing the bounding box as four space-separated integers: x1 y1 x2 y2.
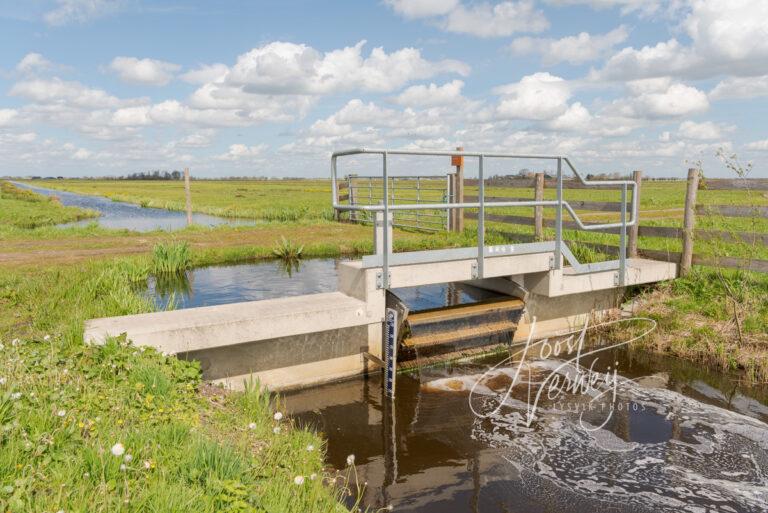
628 170 642 257
447 173 454 231
555 158 563 269
382 152 390 289
619 184 627 286
477 155 485 279
534 172 544 241
681 167 700 277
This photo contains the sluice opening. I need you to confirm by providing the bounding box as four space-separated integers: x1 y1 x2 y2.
389 282 525 369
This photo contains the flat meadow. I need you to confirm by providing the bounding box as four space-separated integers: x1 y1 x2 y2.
0 176 766 511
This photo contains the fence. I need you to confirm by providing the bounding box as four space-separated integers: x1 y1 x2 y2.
466 170 768 275
340 174 452 231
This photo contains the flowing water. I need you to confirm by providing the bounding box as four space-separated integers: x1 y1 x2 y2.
284 340 768 513
13 181 256 231
135 258 768 511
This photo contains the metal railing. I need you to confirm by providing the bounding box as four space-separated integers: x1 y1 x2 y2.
331 149 637 289
344 174 450 231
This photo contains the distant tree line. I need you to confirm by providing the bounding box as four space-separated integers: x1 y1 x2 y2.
119 170 183 180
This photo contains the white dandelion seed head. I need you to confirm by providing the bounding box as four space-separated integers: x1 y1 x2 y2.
62 369 69 374
56 409 66 417
110 443 125 457
293 475 305 485
119 464 126 471
346 454 355 466
0 343 4 350
124 454 132 463
306 444 314 452
248 422 257 430
310 473 317 480
273 411 283 421
273 426 281 434
43 335 51 342
143 460 151 469
11 339 20 346
11 392 21 400
0 377 6 385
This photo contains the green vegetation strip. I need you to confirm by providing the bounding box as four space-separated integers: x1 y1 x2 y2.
0 257 364 512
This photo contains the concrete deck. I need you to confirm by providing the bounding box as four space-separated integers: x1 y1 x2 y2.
85 291 376 354
83 246 678 391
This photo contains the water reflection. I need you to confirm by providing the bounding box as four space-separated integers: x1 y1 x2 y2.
147 258 340 310
285 344 768 513
13 182 256 232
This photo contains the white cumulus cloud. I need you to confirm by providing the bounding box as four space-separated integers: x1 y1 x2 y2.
44 0 123 26
392 80 465 107
225 40 469 95
494 72 571 120
509 26 628 65
109 57 181 86
677 120 724 140
384 0 459 18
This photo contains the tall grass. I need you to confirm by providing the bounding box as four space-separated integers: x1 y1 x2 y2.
152 241 191 275
0 260 351 512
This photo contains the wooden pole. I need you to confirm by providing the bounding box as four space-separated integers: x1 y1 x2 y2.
454 146 464 233
534 172 544 240
184 167 192 225
680 167 700 276
628 170 642 257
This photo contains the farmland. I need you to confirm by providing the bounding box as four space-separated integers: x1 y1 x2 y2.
0 176 766 511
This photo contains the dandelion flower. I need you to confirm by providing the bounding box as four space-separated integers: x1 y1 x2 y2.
273 426 281 434
111 443 125 457
124 454 132 463
346 454 355 466
56 409 66 417
294 475 305 485
273 411 283 421
11 392 21 400
306 444 314 452
248 422 257 430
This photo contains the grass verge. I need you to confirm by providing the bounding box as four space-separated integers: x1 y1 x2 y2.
0 259 358 512
623 266 768 383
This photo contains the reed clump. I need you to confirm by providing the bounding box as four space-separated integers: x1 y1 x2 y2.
151 240 192 275
272 236 304 261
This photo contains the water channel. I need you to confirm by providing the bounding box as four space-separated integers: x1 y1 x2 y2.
12 181 256 231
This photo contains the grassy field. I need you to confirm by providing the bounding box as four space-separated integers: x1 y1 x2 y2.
1 177 766 510
20 177 768 262
0 182 98 229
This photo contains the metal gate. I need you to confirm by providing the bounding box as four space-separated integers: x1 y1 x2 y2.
343 174 452 231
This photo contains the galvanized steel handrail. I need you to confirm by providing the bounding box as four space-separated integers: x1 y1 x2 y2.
331 148 636 289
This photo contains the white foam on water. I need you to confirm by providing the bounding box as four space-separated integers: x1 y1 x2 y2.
422 359 768 512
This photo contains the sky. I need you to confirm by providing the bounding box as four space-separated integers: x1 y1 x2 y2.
0 0 767 178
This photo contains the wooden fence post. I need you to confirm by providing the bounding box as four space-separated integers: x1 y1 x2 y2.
534 172 544 240
183 167 192 225
628 170 642 257
681 167 700 276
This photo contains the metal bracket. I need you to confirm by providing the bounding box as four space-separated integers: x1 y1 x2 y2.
613 272 620 286
471 261 478 279
376 271 392 289
549 254 555 269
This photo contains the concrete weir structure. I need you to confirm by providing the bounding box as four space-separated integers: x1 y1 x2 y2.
84 149 678 392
